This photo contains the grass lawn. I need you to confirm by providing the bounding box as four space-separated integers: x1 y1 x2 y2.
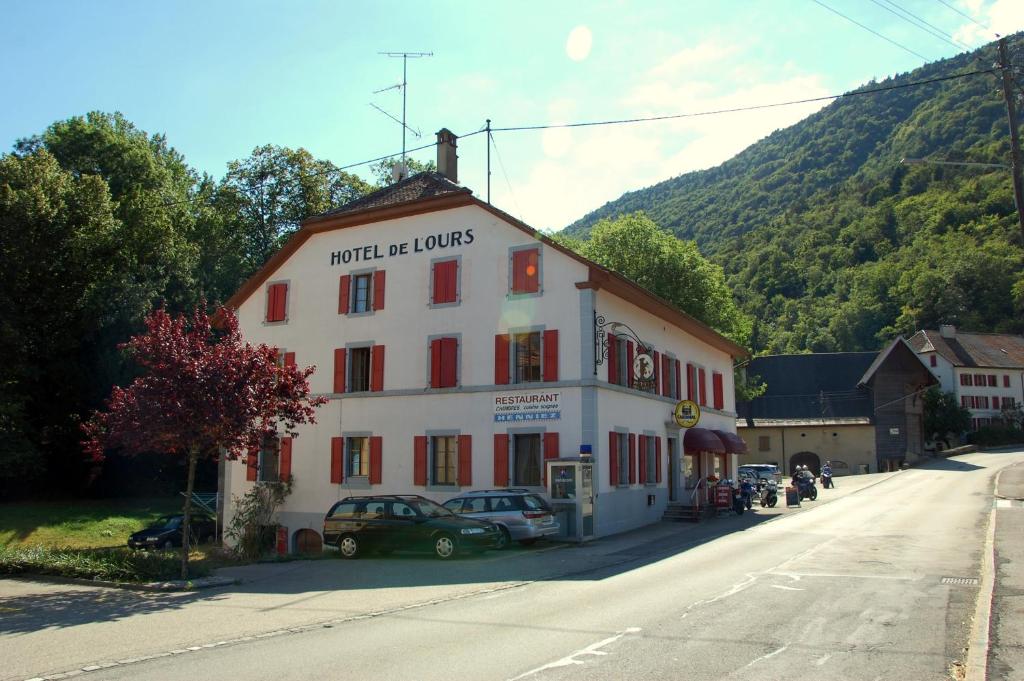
0 497 192 549
0 497 243 582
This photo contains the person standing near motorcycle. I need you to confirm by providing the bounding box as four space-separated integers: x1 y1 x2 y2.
821 461 834 488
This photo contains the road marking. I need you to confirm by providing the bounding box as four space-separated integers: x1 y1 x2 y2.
816 653 832 666
770 585 804 591
744 645 788 668
770 570 920 581
680 573 759 619
995 499 1012 508
508 627 641 680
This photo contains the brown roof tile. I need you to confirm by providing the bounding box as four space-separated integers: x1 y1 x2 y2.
315 172 469 218
907 329 1024 369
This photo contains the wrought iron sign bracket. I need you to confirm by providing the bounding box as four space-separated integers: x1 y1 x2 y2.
594 312 656 390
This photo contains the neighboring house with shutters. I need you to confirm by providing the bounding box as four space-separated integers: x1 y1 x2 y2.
220 130 747 549
906 325 1024 432
736 338 937 475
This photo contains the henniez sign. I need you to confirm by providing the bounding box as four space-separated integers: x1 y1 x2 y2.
494 391 561 423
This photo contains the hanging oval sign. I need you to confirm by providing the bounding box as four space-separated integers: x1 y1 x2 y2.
673 400 701 428
633 352 654 381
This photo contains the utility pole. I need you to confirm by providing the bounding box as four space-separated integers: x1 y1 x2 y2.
486 119 492 204
997 38 1024 243
378 51 432 179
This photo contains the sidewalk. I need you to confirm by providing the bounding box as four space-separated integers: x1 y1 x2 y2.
986 461 1024 680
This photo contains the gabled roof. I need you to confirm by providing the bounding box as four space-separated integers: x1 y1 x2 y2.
224 172 748 359
906 329 1024 369
311 172 470 219
858 337 937 388
737 352 877 422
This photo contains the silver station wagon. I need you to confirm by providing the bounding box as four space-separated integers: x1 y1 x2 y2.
442 488 560 548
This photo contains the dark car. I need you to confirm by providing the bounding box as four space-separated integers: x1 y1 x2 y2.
322 495 503 560
127 514 216 550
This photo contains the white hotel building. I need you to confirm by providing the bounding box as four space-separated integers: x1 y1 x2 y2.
221 131 748 550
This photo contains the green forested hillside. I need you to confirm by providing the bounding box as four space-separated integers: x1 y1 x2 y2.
565 35 1024 354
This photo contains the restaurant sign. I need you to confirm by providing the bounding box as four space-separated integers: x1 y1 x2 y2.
494 391 561 422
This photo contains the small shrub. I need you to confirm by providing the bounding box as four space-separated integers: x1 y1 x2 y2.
225 479 292 560
970 425 1024 447
0 545 209 582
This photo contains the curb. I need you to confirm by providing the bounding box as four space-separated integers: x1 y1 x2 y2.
5 573 238 593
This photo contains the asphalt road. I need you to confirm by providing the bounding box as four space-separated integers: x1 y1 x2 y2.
4 449 1021 681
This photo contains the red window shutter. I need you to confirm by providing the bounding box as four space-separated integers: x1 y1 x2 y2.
493 434 509 486
1004 375 1011 388
542 432 559 486
989 375 997 387
371 345 385 392
608 334 618 385
279 437 292 480
430 339 443 388
246 446 258 481
333 348 346 393
655 437 662 483
699 368 707 406
413 436 427 486
638 435 647 484
369 436 382 484
609 432 619 486
440 338 458 388
687 363 696 401
283 352 296 368
653 352 661 395
713 372 724 410
458 435 472 487
494 334 510 385
628 433 637 485
338 275 351 314
512 248 540 294
433 260 458 304
330 437 344 484
626 341 635 388
543 329 559 382
373 270 386 311
675 360 682 399
661 356 670 396
267 283 287 322
961 374 970 386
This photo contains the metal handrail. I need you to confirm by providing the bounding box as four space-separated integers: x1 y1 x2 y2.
688 477 706 507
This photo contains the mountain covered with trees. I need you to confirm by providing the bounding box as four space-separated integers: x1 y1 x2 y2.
564 34 1024 355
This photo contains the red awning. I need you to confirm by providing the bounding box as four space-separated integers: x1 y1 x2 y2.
712 430 748 454
683 427 726 454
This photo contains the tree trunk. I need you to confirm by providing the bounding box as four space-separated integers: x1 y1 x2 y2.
180 447 199 581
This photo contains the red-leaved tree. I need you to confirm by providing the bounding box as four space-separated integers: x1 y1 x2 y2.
83 303 326 579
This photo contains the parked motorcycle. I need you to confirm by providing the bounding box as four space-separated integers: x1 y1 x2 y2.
758 479 778 508
796 476 818 501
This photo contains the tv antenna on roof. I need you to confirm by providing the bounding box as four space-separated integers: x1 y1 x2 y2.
373 51 433 181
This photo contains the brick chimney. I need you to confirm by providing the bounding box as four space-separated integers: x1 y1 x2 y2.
436 128 458 182
939 324 956 339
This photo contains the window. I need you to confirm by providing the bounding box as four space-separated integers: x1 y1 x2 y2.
432 436 457 485
758 436 771 452
352 273 372 313
989 374 997 387
979 396 990 409
430 337 459 388
510 246 540 295
350 347 371 392
1004 375 1011 388
431 258 459 305
929 355 937 367
644 436 656 484
961 395 970 408
513 433 541 486
1003 397 1014 409
347 437 369 477
513 332 541 383
960 374 971 386
265 282 288 323
339 270 385 314
617 432 629 486
258 439 279 482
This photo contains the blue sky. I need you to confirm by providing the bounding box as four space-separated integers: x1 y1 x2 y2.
2 0 1022 230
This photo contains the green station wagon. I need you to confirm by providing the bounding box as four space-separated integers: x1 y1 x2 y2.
323 494 503 560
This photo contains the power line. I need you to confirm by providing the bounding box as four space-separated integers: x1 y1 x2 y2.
933 0 997 37
488 130 525 224
810 0 932 62
870 0 974 51
489 67 998 134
